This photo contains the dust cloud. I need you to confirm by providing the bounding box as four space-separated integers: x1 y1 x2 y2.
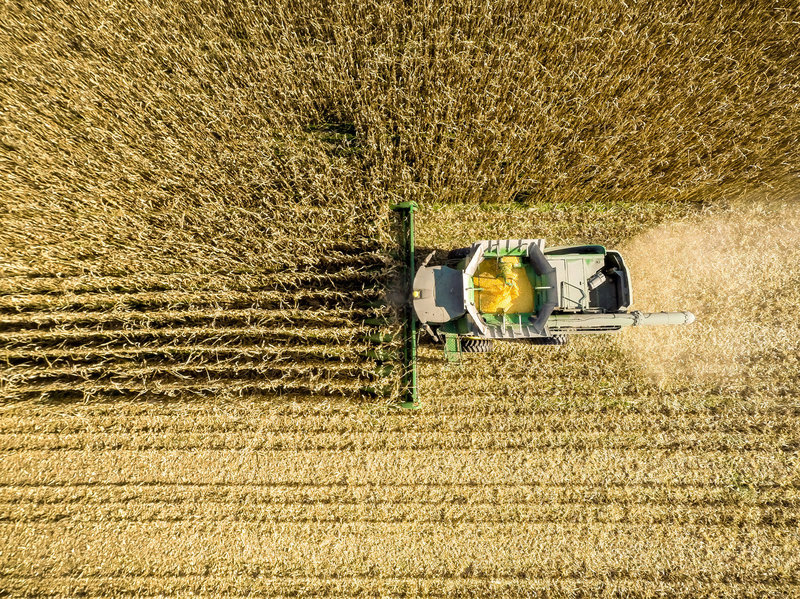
620 195 800 394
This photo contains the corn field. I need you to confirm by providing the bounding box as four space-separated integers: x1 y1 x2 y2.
1 0 799 596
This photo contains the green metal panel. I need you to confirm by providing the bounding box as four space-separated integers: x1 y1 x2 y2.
390 201 419 409
484 249 528 257
443 333 461 364
481 312 536 327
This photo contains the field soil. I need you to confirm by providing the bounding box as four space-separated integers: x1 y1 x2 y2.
2 1 799 597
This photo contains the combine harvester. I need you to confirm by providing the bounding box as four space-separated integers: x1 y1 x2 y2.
390 202 695 408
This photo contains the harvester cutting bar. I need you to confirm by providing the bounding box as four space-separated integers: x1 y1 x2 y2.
391 201 419 408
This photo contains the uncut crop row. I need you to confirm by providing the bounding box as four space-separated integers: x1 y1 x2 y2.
0 250 401 402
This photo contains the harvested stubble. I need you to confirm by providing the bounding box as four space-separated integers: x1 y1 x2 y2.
622 198 800 396
2 0 800 597
1 392 799 597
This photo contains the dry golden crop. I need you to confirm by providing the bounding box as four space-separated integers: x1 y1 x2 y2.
1 0 799 596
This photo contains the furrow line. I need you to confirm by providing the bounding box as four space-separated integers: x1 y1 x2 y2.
0 250 390 281
0 343 372 367
3 485 799 511
2 379 372 402
0 250 391 288
0 558 797 586
3 359 370 379
3 496 799 508
3 366 372 392
2 480 797 490
1 451 796 488
0 269 385 299
0 287 383 315
1 405 796 435
3 514 796 527
0 306 378 333
0 433 792 453
0 324 371 349
0 576 794 599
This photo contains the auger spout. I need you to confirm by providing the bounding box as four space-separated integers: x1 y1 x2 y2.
632 311 696 326
546 310 695 334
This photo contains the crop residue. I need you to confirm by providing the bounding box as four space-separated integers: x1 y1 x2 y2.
621 195 800 394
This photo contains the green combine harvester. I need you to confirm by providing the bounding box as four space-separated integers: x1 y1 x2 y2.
390 202 695 408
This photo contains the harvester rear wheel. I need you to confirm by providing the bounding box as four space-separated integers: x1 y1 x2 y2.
461 338 494 353
527 335 568 346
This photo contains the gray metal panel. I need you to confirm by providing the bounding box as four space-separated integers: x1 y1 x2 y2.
412 266 466 325
464 239 545 277
548 256 603 311
476 320 546 339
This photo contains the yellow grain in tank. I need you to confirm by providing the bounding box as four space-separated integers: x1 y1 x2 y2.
473 256 536 314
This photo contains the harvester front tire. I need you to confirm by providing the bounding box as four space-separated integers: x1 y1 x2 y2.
527 335 568 346
461 338 494 353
